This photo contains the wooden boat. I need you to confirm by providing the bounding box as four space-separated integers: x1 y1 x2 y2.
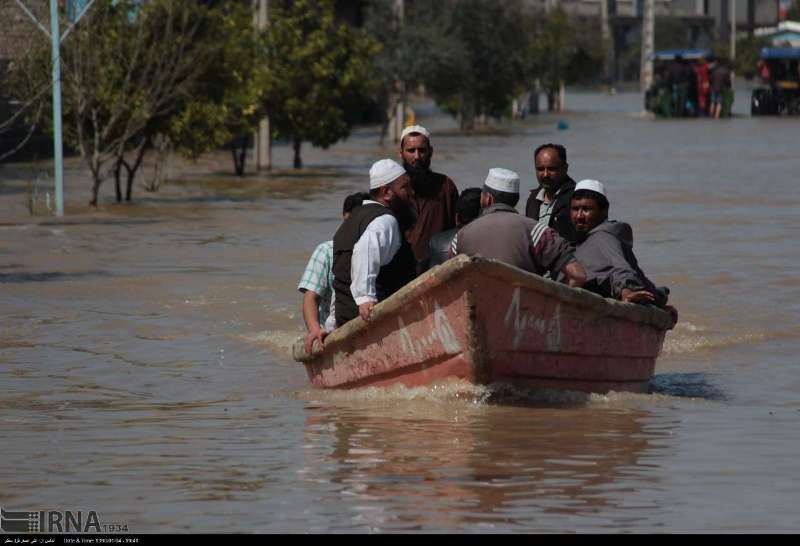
292 255 676 393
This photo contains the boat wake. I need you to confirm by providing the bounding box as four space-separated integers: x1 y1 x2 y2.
663 321 800 355
238 329 301 359
295 379 630 409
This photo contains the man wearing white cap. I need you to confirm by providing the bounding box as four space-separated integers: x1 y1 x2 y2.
399 125 459 266
570 180 676 320
332 159 417 326
451 168 586 286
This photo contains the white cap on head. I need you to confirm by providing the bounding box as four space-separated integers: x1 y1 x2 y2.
400 125 431 145
574 179 607 199
484 168 520 194
369 159 407 190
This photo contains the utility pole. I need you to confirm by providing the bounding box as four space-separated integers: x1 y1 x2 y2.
391 0 405 143
730 0 736 62
255 0 271 171
49 0 64 216
15 0 95 216
600 0 614 90
640 0 655 93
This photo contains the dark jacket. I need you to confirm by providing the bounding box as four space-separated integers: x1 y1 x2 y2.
575 220 669 307
525 177 577 243
332 204 416 326
419 227 458 273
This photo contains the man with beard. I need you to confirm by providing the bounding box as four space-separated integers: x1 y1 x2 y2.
332 159 417 326
570 179 677 323
399 125 459 267
525 143 577 243
451 168 586 287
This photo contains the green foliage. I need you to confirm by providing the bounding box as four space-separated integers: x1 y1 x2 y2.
398 0 534 128
561 17 606 86
166 5 268 160
733 35 771 79
365 2 604 127
530 8 581 93
8 0 268 200
261 0 381 162
789 1 800 20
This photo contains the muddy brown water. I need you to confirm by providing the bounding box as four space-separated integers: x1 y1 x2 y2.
1 88 799 532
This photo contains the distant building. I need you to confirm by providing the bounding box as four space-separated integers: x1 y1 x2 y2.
755 19 800 46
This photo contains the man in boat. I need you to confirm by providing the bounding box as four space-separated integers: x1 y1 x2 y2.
332 159 417 326
420 187 482 273
451 168 586 287
399 125 460 270
525 143 577 243
570 179 677 321
298 192 369 354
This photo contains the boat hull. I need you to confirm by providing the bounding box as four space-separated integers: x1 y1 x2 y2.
293 256 673 393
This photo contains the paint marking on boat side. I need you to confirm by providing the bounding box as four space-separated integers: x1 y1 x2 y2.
398 302 461 359
504 287 559 350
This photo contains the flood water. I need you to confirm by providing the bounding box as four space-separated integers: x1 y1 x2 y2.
2 87 799 533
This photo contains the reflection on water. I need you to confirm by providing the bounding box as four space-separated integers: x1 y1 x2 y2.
2 90 800 532
297 386 668 532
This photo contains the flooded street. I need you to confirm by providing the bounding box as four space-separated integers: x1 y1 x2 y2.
2 87 800 533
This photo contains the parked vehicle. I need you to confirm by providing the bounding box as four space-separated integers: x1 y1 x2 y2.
644 49 720 118
751 47 800 115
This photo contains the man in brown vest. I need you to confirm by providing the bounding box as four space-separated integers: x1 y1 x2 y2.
332 159 417 326
399 125 459 268
451 168 586 287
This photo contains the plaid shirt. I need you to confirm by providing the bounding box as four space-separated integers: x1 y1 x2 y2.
297 240 335 327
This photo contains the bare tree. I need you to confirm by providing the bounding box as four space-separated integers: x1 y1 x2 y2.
14 0 223 205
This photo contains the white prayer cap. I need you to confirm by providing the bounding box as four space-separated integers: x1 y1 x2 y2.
400 125 431 145
484 168 520 194
369 159 407 190
575 179 607 199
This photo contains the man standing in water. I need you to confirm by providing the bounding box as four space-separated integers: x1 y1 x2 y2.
333 159 417 326
452 168 586 286
525 143 577 243
399 125 459 268
298 192 368 354
570 179 677 323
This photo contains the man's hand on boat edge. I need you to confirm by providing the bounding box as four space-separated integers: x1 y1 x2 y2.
359 302 376 323
305 326 329 355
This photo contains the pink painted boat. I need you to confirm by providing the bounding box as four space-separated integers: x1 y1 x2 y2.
293 255 676 393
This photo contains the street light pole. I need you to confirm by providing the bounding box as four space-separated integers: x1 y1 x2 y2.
730 0 737 62
49 0 64 216
640 0 655 93
392 0 404 143
255 0 271 171
15 0 95 216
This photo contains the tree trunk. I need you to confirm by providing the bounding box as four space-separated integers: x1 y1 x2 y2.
459 97 475 131
114 161 123 203
231 133 248 176
293 137 303 169
146 137 170 192
90 177 102 207
125 139 150 202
